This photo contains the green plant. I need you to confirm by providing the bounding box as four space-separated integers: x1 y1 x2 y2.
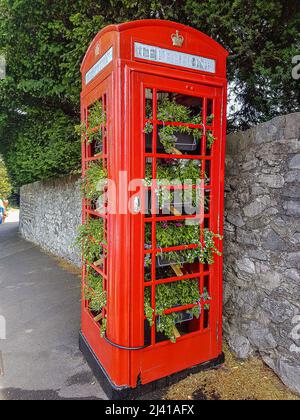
145 98 205 153
87 100 106 145
145 98 217 153
76 100 106 148
206 130 215 150
76 218 105 263
144 280 211 343
84 266 106 313
88 100 106 129
145 223 222 266
206 114 214 125
145 159 209 213
82 161 107 201
145 160 208 185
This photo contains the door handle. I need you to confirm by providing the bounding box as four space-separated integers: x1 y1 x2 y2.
133 196 141 214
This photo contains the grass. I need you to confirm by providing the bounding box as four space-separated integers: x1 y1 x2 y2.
162 345 300 400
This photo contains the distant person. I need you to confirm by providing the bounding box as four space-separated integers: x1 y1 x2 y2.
0 199 5 225
2 199 8 223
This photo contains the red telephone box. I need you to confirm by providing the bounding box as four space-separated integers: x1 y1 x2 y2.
79 20 228 399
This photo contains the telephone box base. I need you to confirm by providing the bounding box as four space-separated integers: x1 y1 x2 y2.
79 332 225 400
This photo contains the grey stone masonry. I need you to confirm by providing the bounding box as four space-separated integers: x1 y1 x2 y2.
19 113 300 395
20 174 82 266
224 112 300 395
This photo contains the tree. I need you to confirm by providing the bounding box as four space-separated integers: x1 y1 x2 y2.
0 155 12 198
0 0 299 187
184 0 300 129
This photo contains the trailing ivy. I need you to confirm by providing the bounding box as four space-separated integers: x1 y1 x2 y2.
78 100 106 144
145 160 207 185
82 161 108 201
145 98 216 153
83 265 107 338
76 218 105 264
145 222 222 266
206 130 215 150
84 266 107 313
144 280 211 343
88 100 106 131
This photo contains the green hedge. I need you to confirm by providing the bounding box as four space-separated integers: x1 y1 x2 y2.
0 0 299 187
6 110 80 186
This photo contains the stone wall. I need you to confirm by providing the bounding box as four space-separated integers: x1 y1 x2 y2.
224 112 300 394
19 112 300 394
20 174 82 266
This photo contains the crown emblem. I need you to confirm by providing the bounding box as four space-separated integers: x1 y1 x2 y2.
171 30 184 47
95 43 101 57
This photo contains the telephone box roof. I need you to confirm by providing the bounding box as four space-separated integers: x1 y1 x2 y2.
81 19 228 73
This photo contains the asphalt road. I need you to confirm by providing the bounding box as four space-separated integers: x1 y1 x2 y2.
0 221 106 400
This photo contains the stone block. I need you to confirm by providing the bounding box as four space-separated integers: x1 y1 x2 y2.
254 116 286 144
236 258 256 274
257 174 285 188
283 200 300 217
276 358 300 395
243 196 271 218
285 112 300 139
227 334 253 359
246 321 277 350
262 229 287 251
285 170 300 183
289 154 300 170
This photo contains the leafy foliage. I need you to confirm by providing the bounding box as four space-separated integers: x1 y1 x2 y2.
145 98 211 153
145 159 206 185
0 0 299 186
76 100 106 148
146 222 222 265
76 218 105 263
0 155 12 198
5 110 80 187
84 265 107 337
88 100 106 131
144 280 211 343
184 0 300 129
84 266 107 313
82 161 108 201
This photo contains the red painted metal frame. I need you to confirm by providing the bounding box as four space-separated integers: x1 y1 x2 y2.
80 19 228 389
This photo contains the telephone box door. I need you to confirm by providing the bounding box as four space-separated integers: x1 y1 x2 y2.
130 72 225 385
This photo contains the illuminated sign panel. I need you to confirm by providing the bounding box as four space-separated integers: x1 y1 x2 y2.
134 42 216 74
85 47 113 84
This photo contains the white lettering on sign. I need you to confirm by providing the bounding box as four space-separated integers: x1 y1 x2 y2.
85 47 113 85
134 42 216 74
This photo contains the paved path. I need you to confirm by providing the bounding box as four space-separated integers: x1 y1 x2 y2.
5 209 20 224
0 221 106 400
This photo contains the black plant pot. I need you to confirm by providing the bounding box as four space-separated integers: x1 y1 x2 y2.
156 251 199 268
174 309 194 325
158 308 194 326
146 130 198 153
156 253 187 267
161 202 197 216
93 140 103 155
145 190 197 217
